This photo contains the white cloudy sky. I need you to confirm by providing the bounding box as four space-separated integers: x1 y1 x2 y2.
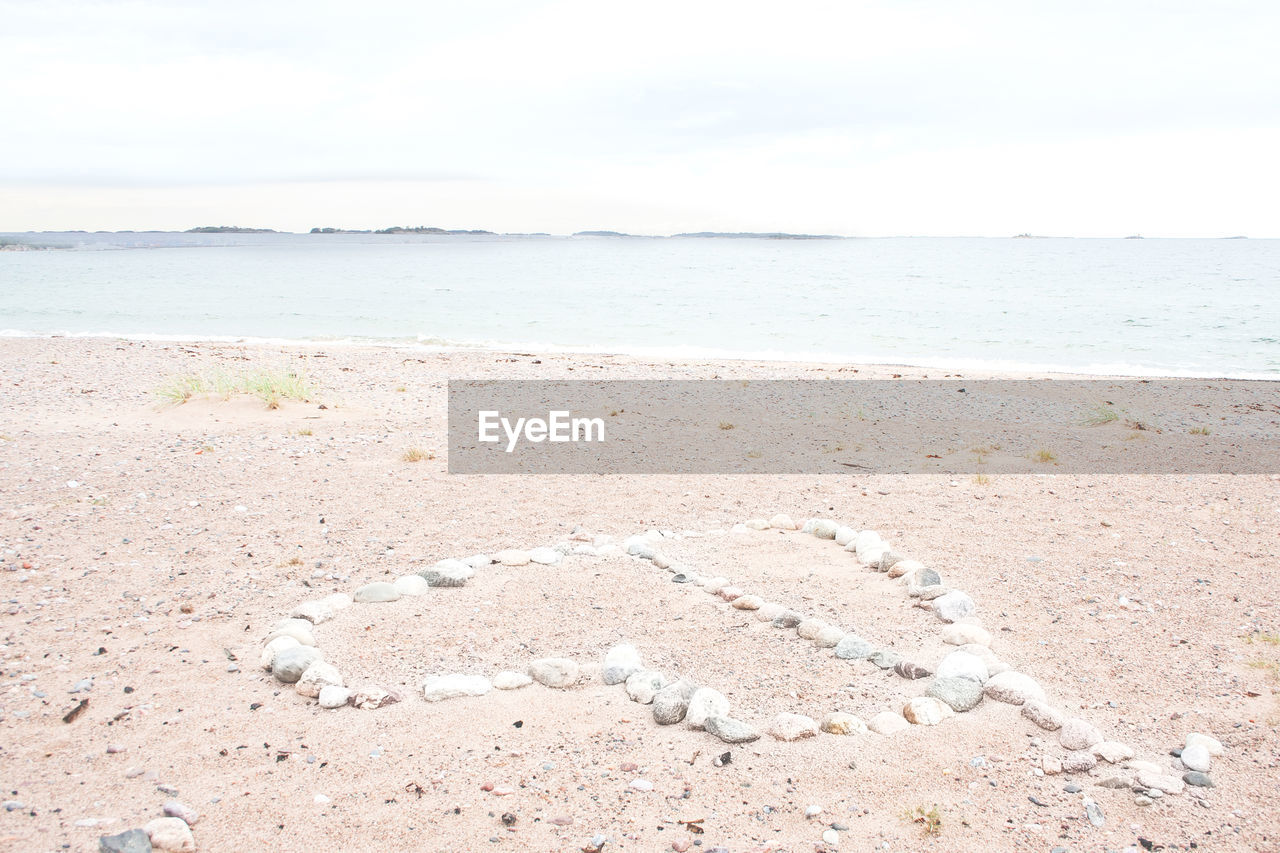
2 0 1277 235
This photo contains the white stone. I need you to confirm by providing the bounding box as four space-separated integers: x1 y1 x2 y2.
318 685 351 709
820 712 867 735
463 553 493 568
353 581 400 603
732 594 764 610
1180 743 1212 772
935 650 989 683
823 829 839 847
296 662 344 698
983 671 1045 704
1059 718 1104 751
290 600 335 624
769 712 819 741
700 577 730 593
265 621 316 646
260 636 301 670
769 513 799 530
322 592 352 612
529 547 562 565
933 590 976 623
145 817 196 852
492 671 533 690
685 688 730 730
1092 741 1135 763
624 670 669 704
834 525 857 546
942 623 992 647
744 518 771 530
421 559 474 587
867 711 909 735
528 658 579 688
1185 732 1224 756
393 575 429 596
421 674 492 702
602 643 644 685
811 624 846 648
957 643 1009 676
903 697 953 725
887 558 922 578
493 549 530 566
796 619 830 640
807 519 840 539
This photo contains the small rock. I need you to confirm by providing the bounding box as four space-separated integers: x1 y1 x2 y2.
624 670 669 704
420 559 474 587
705 715 761 744
422 674 492 702
1059 718 1104 751
271 646 323 683
3 800 24 812
144 817 195 852
731 594 764 610
768 712 819 741
353 581 401 603
493 549 530 566
1095 775 1133 789
744 518 771 530
98 829 152 853
819 712 867 735
807 519 840 539
928 676 984 712
834 526 857 546
392 575 429 596
260 636 301 670
804 804 824 818
833 635 875 660
796 618 830 640
1062 750 1098 773
685 688 730 730
1022 701 1065 731
811 624 846 648
893 661 931 680
905 567 942 591
1180 742 1212 772
295 662 343 698
350 686 402 709
318 685 351 709
902 697 953 726
1135 769 1185 795
941 623 992 647
869 649 902 669
652 679 698 725
932 590 976 623
1042 756 1062 775
529 547 562 565
1092 741 1135 763
769 513 799 530
492 671 533 690
983 671 1045 705
265 620 317 646
887 558 921 579
867 711 909 735
162 801 199 826
1064 783 1082 793
1183 771 1214 788
602 643 644 685
1135 794 1153 806
771 611 804 628
1186 732 1224 756
628 778 654 792
935 650 989 683
755 602 785 621
822 828 839 846
1084 798 1105 827
528 658 579 688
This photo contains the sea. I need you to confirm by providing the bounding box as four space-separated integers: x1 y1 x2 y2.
1 231 1277 377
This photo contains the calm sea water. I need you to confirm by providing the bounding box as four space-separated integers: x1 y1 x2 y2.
2 232 1277 376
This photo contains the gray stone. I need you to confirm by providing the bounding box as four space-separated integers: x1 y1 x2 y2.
99 829 152 853
419 559 473 587
877 552 903 572
907 567 942 591
528 658 579 688
353 582 400 603
833 635 875 660
685 688 730 729
704 715 761 744
1183 771 1214 787
653 679 698 725
162 801 198 826
893 661 931 680
1084 798 1105 827
928 676 984 712
870 649 903 669
624 670 669 704
271 646 323 683
932 590 976 623
771 611 803 628
1022 700 1065 731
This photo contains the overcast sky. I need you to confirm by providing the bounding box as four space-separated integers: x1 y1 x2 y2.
2 0 1277 235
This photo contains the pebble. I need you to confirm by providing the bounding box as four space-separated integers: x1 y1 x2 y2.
935 650 989 683
886 558 921 579
833 635 875 660
290 600 335 625
353 582 401 603
528 658 580 688
867 711 909 735
1059 718 1104 751
771 611 804 629
98 829 152 853
1061 750 1098 773
628 778 654 792
834 526 857 546
731 594 764 610
932 590 976 622
265 621 317 646
350 686 401 709
768 712 819 741
392 575 429 596
1091 741 1135 763
869 649 902 669
685 688 730 730
704 715 761 744
1135 794 1153 806
1186 732 1224 756
928 676 984 712
811 624 846 648
3 800 24 812
718 586 744 601
983 671 1045 704
1180 742 1212 772
162 801 199 826
769 513 798 530
602 643 644 685
1183 771 1214 787
796 618 830 640
755 602 785 621
493 549 531 566
701 577 730 594
295 662 343 698
422 674 492 701
493 671 534 690
942 623 992 647
260 636 301 670
822 828 840 846
144 816 196 852
1135 769 1185 795
904 566 942 592
902 696 953 726
744 518 770 530
1084 798 1105 827
318 685 351 709
420 559 474 587
463 553 494 568
819 712 867 735
1064 783 1082 793
893 660 931 680
652 680 697 725
529 547 562 565
624 670 670 704
272 646 323 684
1021 701 1065 731
1042 756 1062 775
804 804 824 818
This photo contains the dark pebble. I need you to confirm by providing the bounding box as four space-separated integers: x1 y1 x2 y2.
1183 771 1214 788
1064 784 1082 793
1028 795 1048 807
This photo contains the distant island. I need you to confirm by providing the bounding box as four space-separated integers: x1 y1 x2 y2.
672 231 841 240
185 226 277 233
309 225 496 235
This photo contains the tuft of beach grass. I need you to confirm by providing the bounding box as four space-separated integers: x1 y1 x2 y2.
155 367 316 409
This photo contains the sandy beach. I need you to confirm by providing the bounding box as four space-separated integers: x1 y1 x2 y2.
0 335 1277 853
